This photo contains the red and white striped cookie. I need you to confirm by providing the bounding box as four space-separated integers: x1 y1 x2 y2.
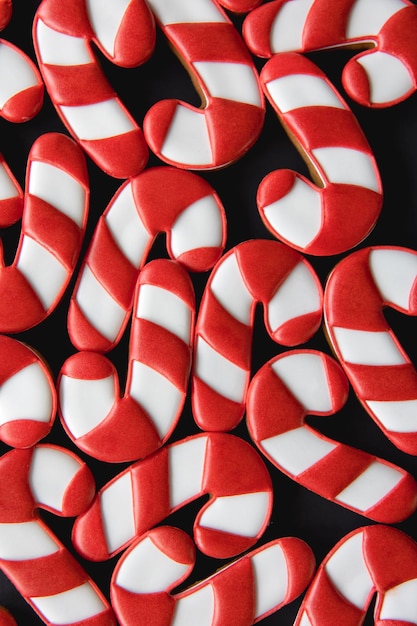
0 0 44 227
72 433 273 561
0 132 89 333
247 350 417 523
0 444 115 626
142 0 265 169
111 526 315 626
192 239 323 432
33 0 154 178
68 166 226 352
324 246 417 456
0 336 56 449
294 525 417 625
243 0 417 108
256 53 382 256
59 259 195 463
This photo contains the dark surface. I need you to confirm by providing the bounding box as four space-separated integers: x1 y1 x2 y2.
1 2 417 624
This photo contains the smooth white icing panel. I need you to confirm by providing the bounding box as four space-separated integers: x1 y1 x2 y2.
36 19 92 66
210 252 252 326
169 436 208 509
136 285 191 343
270 0 315 52
171 195 224 258
61 99 135 140
379 578 417 622
31 582 107 625
252 544 288 619
335 461 403 511
198 492 270 537
357 51 413 104
194 62 262 107
271 353 332 412
366 399 417 433
0 522 59 560
332 327 406 365
0 43 40 108
160 105 213 166
86 0 131 57
312 147 380 192
347 0 406 38
29 446 82 513
266 74 344 113
0 362 53 426
172 585 215 626
101 472 135 553
369 248 417 310
146 0 226 24
195 337 248 403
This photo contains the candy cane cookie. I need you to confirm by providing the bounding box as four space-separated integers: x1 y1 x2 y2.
0 336 56 449
255 53 382 256
0 444 115 626
68 166 226 353
294 525 417 625
324 246 417 456
111 526 315 626
192 239 323 432
247 350 417 523
33 0 154 178
243 0 417 108
0 132 89 333
142 0 265 170
72 433 273 561
59 259 195 463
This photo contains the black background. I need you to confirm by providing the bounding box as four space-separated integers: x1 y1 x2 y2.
1 1 417 624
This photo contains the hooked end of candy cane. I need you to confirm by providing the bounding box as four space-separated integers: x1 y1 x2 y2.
0 419 54 450
1 82 44 123
275 537 316 605
343 50 415 108
61 461 96 518
365 471 417 524
72 499 109 561
192 376 244 432
242 0 282 58
107 0 155 68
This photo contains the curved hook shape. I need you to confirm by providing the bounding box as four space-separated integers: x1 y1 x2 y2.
247 349 417 523
72 433 273 561
59 259 195 463
68 166 226 352
243 0 417 107
192 239 323 431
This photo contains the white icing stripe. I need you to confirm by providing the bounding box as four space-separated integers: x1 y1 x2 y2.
105 182 151 268
366 399 417 433
312 147 380 192
115 536 189 594
210 252 252 325
0 522 59 560
101 471 135 553
271 353 332 412
17 236 67 310
251 544 288 619
129 361 182 439
86 0 131 57
36 19 92 66
0 362 53 426
357 51 414 105
31 582 107 625
161 105 212 166
194 62 262 107
261 427 336 476
369 248 417 310
29 447 83 513
199 492 270 537
172 585 215 626
59 374 115 439
332 327 406 365
0 42 39 108
29 161 86 227
135 285 191 343
325 531 373 610
0 163 20 200
298 612 313 626
145 0 226 25
60 99 136 141
335 461 403 511
171 195 224 258
346 0 407 38
270 0 315 52
379 578 417 621
268 262 321 332
195 336 248 403
76 265 126 343
263 177 322 249
265 74 345 113
169 436 208 509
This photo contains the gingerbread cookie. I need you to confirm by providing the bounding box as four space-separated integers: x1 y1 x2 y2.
324 246 417 455
59 259 195 463
256 53 382 256
68 167 226 352
192 239 323 431
247 350 417 523
243 0 417 107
